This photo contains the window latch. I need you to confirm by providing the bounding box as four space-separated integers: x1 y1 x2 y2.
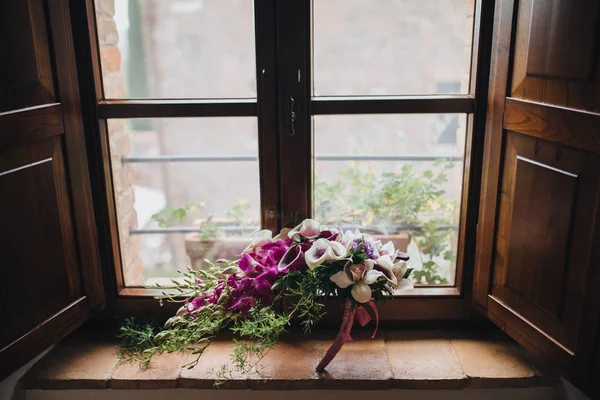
286 95 296 136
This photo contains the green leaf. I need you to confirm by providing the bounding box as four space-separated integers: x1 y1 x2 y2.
353 253 366 263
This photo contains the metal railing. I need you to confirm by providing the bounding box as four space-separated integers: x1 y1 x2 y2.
122 154 463 163
130 223 458 235
124 153 462 235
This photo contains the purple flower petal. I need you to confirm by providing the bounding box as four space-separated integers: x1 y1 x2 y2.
239 253 265 275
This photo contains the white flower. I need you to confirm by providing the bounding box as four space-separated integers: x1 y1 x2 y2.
374 254 397 287
242 229 273 253
341 229 360 247
288 219 321 241
305 238 348 270
330 260 384 303
379 241 396 256
390 260 413 291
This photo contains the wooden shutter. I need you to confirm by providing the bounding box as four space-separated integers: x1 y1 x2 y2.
474 0 600 396
0 0 104 379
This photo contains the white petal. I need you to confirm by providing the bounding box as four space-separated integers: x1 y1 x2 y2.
304 239 348 269
330 270 354 288
362 233 377 244
273 228 291 241
342 230 357 248
379 241 395 256
327 240 348 259
377 255 397 286
242 229 273 253
393 261 408 281
374 240 383 251
305 239 335 269
371 245 381 259
363 269 384 285
396 278 414 291
288 219 321 240
305 245 328 269
351 282 372 303
364 259 376 271
376 254 394 270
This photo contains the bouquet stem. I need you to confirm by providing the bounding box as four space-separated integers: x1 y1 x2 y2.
316 298 355 372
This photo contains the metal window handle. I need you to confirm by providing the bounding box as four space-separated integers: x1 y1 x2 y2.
286 95 296 136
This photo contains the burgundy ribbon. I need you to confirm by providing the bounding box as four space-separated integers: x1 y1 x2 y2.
355 299 379 338
315 298 379 372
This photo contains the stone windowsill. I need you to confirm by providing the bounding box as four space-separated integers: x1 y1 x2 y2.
19 328 556 391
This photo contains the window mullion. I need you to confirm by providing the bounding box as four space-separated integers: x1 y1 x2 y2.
277 0 312 225
254 0 280 232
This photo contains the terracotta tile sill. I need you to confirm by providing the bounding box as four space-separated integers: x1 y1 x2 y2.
20 328 556 391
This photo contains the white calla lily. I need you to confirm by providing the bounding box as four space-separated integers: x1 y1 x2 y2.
242 229 272 253
288 219 321 241
305 238 348 269
329 259 384 303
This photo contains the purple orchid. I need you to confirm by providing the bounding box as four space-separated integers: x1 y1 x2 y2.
187 295 206 313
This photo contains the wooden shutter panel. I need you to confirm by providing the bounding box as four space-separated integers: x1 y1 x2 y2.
474 0 600 397
0 0 104 379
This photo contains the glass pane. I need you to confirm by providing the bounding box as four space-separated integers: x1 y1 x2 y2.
312 0 475 96
313 115 467 286
108 118 260 286
95 0 256 98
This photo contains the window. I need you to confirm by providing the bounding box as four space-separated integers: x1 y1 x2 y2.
90 0 484 315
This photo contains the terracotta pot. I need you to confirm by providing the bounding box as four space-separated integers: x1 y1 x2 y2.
184 234 250 270
375 231 410 253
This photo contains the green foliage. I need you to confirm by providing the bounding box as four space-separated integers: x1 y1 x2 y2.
226 199 252 226
152 200 254 239
118 258 330 383
315 160 457 284
198 221 222 240
276 269 334 333
229 308 290 372
152 202 204 227
117 317 162 361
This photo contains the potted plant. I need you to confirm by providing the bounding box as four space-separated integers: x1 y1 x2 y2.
152 201 255 270
314 160 456 285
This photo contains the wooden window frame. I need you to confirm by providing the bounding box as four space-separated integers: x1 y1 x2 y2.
72 0 494 320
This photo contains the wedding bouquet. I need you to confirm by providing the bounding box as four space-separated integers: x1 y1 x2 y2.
122 219 413 375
